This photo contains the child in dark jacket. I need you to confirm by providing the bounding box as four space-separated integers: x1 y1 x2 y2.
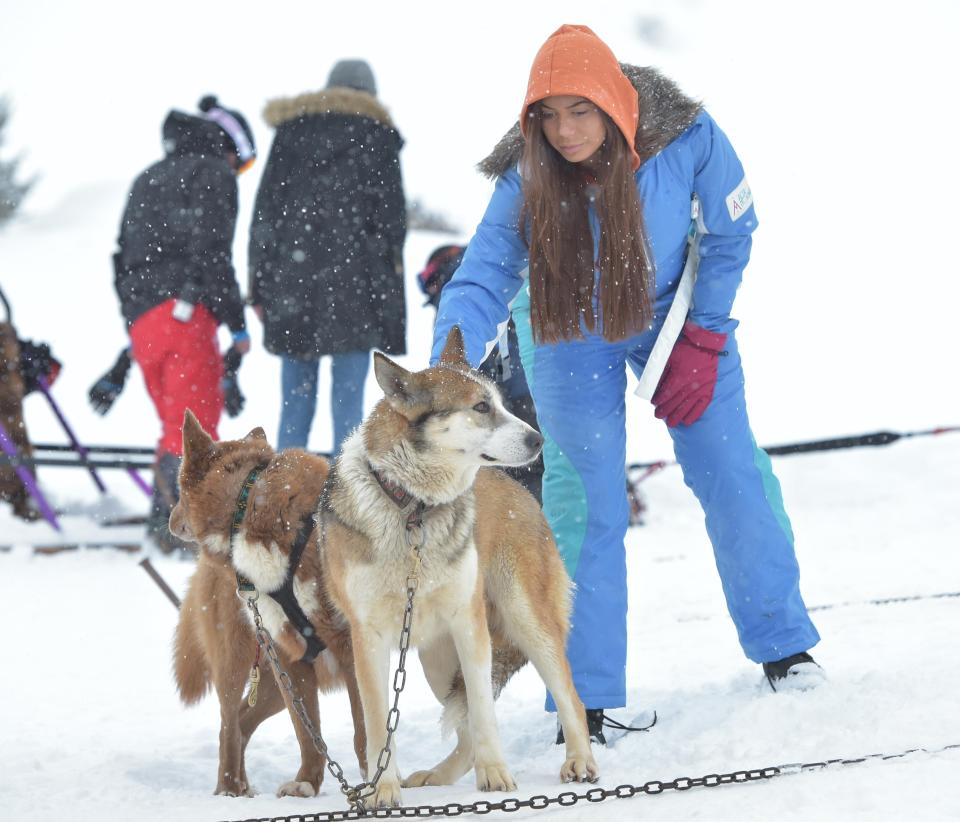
108 96 256 553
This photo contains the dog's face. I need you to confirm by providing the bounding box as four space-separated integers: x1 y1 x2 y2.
169 410 274 554
371 327 543 469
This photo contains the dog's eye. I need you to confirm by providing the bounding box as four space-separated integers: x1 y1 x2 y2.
473 401 490 414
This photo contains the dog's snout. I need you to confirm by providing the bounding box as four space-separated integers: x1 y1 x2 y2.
525 431 544 452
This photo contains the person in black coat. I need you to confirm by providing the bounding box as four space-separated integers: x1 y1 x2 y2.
111 96 256 553
248 60 406 453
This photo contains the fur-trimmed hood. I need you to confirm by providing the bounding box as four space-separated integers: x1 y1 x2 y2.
478 65 702 179
262 86 396 130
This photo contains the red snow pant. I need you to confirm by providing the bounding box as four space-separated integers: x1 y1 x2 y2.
129 300 223 457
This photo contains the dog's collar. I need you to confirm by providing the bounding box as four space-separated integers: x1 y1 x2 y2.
230 466 265 555
369 463 427 530
231 464 326 664
231 466 266 592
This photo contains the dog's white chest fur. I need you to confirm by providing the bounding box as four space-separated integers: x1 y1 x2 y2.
345 539 480 647
232 534 323 646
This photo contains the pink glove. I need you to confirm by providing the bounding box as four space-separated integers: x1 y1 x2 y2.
652 320 727 427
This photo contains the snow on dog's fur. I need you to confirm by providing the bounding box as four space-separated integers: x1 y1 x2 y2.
170 414 366 797
228 327 598 809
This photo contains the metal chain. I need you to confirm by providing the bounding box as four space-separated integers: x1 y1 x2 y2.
240 522 425 815
218 742 960 822
243 591 355 802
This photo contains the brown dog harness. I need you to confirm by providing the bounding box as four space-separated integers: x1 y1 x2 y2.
232 465 327 664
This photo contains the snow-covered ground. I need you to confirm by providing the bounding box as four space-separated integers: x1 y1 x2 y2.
1 1 959 820
2 434 959 822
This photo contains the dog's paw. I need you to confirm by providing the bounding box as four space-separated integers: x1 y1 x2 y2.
475 762 516 793
276 779 318 798
215 783 253 798
402 769 436 788
368 779 403 809
560 753 599 784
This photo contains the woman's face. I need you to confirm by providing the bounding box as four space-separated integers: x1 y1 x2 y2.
538 95 605 166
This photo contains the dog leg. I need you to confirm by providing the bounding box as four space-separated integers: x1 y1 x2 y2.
449 581 516 793
237 664 285 790
343 666 368 776
403 635 474 788
214 669 254 797
352 628 402 808
274 659 326 797
509 611 598 783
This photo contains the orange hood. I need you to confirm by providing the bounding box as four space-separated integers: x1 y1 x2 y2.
521 25 641 171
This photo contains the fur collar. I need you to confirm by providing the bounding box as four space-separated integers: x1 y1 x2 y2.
263 87 396 129
478 64 703 179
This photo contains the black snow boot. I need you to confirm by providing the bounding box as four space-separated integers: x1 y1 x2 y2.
556 708 608 746
146 452 192 556
557 708 658 746
763 651 826 691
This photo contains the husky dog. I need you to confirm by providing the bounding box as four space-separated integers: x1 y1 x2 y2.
230 328 598 808
169 413 366 797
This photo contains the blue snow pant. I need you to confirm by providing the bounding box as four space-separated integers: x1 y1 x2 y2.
278 351 370 454
512 293 820 710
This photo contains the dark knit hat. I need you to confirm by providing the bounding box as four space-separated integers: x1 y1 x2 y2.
326 60 377 96
198 95 257 172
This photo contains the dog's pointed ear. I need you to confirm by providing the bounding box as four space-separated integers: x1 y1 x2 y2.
182 409 214 461
374 352 421 406
438 326 467 366
243 426 268 442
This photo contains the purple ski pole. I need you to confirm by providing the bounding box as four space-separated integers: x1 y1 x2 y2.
36 376 107 493
37 377 153 499
126 467 153 497
0 420 60 531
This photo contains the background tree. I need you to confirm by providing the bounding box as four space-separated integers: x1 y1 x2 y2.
0 97 33 228
406 197 459 234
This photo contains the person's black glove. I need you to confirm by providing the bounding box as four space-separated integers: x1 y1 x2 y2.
88 348 132 416
222 345 245 418
18 339 62 394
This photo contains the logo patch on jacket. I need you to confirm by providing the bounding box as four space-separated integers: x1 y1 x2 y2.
725 177 753 221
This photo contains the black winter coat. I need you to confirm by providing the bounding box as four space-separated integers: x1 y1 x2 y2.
114 111 245 332
248 88 406 358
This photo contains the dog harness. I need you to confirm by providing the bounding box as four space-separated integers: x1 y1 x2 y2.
231 465 327 664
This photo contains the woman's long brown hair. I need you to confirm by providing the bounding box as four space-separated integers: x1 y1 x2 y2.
521 106 654 344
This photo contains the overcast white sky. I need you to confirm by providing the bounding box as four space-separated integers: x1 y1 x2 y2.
2 0 958 455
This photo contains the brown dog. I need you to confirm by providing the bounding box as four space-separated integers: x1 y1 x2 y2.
230 328 598 809
170 412 365 797
0 322 37 520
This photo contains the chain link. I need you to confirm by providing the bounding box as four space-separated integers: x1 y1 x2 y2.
217 742 960 822
240 532 425 815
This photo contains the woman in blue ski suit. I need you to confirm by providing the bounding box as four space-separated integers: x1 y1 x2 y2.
430 25 822 739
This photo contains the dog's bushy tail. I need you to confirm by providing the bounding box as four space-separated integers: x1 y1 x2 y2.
441 639 526 737
173 593 211 705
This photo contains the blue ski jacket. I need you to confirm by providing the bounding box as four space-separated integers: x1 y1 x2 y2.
431 66 758 367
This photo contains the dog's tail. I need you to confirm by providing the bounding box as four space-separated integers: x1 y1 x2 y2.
441 639 526 737
173 596 211 705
